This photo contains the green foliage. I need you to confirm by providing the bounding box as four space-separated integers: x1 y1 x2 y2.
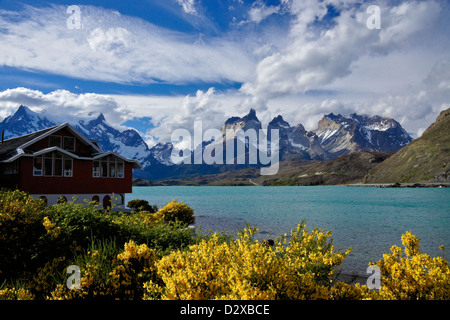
127 199 157 213
0 190 47 279
0 190 198 298
1 189 449 300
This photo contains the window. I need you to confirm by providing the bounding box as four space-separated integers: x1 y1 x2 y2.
93 157 125 178
64 158 73 177
2 161 19 175
33 153 73 177
63 136 75 151
116 193 124 205
101 159 108 177
54 153 63 176
109 157 116 178
44 155 53 176
117 162 124 178
49 136 62 148
103 195 111 209
58 196 67 204
93 161 100 177
33 157 42 176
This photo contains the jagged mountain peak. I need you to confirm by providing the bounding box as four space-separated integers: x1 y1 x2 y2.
224 108 260 125
222 109 262 135
0 105 56 139
242 108 258 122
1 105 415 181
269 115 290 128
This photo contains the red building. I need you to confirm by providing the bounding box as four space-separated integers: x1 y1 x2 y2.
0 123 141 208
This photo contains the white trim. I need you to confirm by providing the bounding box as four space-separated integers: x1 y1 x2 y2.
19 123 103 153
1 147 141 168
92 151 141 168
0 124 142 169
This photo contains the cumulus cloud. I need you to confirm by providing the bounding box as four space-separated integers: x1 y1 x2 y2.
0 1 448 142
241 0 444 101
0 87 129 128
236 0 449 136
247 1 282 24
176 0 197 15
148 88 229 148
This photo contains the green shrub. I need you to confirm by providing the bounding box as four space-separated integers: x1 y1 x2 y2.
0 190 47 279
40 200 127 261
127 199 157 213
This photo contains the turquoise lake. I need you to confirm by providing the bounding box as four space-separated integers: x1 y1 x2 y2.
128 186 450 275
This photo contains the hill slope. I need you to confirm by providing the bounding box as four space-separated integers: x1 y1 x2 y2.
363 108 450 184
153 151 391 186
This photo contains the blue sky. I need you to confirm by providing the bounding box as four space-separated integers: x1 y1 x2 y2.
0 0 449 144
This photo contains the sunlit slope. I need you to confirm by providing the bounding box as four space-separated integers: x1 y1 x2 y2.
363 108 450 184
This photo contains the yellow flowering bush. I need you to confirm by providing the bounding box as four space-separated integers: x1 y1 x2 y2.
50 240 160 300
2 190 449 301
0 287 34 300
370 231 450 300
157 200 195 225
43 216 62 238
144 222 351 300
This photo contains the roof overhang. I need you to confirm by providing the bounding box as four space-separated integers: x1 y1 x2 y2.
0 146 142 169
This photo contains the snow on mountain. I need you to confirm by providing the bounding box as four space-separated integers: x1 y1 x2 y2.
74 114 153 167
0 105 414 181
0 105 154 168
313 113 413 156
0 105 57 139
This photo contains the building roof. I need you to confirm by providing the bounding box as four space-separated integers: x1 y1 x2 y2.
0 123 142 169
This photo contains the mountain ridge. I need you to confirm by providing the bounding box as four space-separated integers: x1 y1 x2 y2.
363 108 450 184
0 105 414 181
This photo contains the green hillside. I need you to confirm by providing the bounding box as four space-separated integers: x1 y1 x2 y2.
363 108 450 184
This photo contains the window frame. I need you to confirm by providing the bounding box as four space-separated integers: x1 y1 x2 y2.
33 157 43 176
63 136 76 151
48 135 62 148
93 156 125 178
32 153 73 177
64 158 73 177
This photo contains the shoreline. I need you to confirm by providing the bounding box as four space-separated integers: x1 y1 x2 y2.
346 182 450 188
135 182 450 188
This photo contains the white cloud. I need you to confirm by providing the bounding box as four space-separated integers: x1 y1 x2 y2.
176 0 197 15
0 87 128 128
0 1 449 143
237 0 449 136
148 88 227 147
248 1 282 24
0 5 253 85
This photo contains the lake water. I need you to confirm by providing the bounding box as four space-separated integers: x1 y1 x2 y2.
127 186 450 275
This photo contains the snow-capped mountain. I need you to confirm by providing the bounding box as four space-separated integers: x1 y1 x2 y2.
74 113 153 167
0 105 413 181
0 105 56 139
314 113 413 156
267 115 329 160
0 106 154 168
